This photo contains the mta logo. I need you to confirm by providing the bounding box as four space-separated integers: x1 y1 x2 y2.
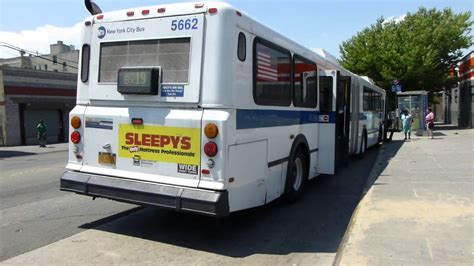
98 26 106 39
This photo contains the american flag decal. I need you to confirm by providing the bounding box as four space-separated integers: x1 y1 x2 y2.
257 51 278 82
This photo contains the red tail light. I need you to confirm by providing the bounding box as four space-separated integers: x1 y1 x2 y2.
96 14 104 20
208 8 218 14
204 141 218 157
127 11 134 16
131 118 143 125
71 131 81 144
142 9 150 15
158 8 166 13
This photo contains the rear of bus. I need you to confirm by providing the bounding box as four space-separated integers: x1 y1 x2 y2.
60 3 229 216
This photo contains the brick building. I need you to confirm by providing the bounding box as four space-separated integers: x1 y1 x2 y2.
0 67 77 146
442 51 473 128
0 41 79 146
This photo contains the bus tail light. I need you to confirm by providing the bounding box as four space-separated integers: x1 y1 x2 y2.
71 131 81 144
208 8 218 14
71 116 81 129
158 8 166 13
127 11 134 16
131 118 143 125
204 123 218 138
204 141 218 157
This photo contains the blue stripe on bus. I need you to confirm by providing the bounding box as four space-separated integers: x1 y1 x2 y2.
236 109 336 129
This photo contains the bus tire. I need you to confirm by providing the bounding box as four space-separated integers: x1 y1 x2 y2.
284 148 308 203
357 131 367 159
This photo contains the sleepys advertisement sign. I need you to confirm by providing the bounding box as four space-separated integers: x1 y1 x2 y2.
118 124 200 165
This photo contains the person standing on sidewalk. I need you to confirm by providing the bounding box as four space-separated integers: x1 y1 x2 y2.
401 110 413 140
425 108 435 139
37 120 47 147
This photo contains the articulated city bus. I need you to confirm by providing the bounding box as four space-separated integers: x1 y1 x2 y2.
61 1 386 217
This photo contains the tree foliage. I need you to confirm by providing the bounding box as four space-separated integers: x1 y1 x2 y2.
339 7 472 94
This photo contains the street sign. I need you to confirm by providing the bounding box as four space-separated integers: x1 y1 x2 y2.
395 84 402 94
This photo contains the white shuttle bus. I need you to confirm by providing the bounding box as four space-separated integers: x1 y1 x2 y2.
61 2 386 217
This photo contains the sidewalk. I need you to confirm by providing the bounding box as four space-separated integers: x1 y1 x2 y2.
338 128 474 264
0 143 68 158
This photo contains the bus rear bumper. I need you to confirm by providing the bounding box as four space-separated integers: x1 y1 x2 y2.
60 171 229 217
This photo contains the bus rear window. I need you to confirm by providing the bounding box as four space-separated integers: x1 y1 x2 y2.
99 38 190 84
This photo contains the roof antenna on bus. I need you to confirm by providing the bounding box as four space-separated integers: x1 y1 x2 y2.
85 0 102 15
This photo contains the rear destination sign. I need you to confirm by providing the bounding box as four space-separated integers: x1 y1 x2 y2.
118 124 200 165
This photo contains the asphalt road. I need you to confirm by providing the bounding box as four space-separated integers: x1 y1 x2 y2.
0 151 136 261
2 146 379 264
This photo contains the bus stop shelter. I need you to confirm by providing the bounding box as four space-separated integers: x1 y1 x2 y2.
397 90 428 136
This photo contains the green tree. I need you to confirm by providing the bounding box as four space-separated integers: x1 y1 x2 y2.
339 7 472 100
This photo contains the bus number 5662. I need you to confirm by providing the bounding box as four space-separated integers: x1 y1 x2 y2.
171 18 198 31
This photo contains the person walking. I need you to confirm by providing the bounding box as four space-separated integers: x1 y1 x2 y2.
425 108 435 139
401 110 413 140
37 120 47 147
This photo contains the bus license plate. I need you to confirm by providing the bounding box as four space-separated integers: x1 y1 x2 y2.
98 152 116 165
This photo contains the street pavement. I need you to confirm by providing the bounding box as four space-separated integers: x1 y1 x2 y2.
337 128 474 264
1 141 379 264
0 143 68 158
0 150 136 261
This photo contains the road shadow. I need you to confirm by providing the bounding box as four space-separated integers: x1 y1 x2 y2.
81 143 402 258
0 151 36 158
362 140 404 191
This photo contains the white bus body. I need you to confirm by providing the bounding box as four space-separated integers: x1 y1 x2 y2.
61 2 386 217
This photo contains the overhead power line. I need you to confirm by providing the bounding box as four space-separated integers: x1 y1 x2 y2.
0 42 79 64
0 42 78 69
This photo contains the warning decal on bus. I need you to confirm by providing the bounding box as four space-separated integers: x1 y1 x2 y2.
118 124 200 165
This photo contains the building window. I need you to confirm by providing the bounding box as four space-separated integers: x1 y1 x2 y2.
293 55 317 108
253 38 291 106
44 64 48 70
63 62 67 67
53 55 57 63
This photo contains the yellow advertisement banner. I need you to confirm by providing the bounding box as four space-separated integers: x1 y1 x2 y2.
118 124 201 165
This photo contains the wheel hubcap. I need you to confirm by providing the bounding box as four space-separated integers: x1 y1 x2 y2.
292 157 303 191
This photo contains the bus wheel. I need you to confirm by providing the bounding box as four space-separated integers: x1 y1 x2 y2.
285 148 308 203
357 132 367 159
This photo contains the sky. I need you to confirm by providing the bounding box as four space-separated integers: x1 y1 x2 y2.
0 0 472 60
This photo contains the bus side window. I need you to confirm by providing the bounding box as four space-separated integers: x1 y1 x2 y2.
293 55 317 108
319 76 333 112
237 32 246 61
363 87 370 111
253 38 291 106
